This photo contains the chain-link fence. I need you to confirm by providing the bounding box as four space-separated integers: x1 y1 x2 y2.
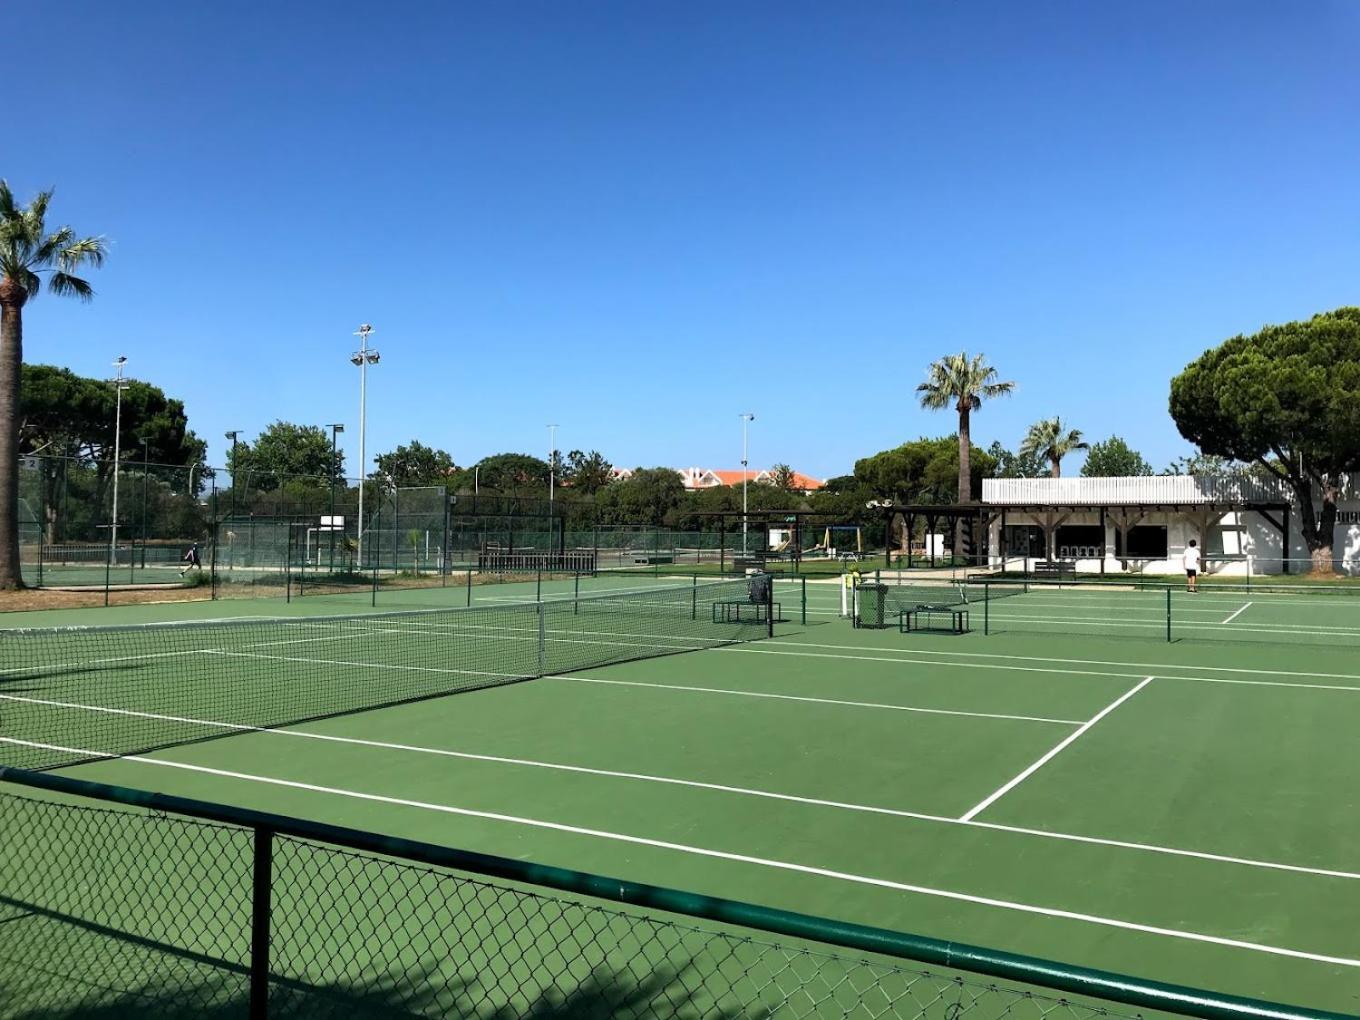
2 768 1332 1020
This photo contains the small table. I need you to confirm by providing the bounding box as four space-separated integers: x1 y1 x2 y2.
899 605 969 634
713 600 780 624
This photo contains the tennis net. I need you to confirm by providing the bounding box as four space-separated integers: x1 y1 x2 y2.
0 577 772 772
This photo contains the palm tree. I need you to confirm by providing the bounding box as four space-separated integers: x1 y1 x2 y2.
0 182 107 587
1020 417 1089 477
917 353 1016 504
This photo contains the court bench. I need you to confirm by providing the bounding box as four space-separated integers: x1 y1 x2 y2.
898 605 970 634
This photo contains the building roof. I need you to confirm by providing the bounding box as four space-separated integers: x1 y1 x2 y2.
981 475 1290 506
678 468 824 491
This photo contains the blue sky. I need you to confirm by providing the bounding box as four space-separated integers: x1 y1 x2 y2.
10 1 1358 479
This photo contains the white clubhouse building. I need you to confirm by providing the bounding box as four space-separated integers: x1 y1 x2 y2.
980 475 1360 576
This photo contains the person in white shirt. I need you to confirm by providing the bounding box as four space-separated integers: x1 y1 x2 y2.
1182 539 1201 593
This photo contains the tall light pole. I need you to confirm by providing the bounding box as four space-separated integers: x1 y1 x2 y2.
224 431 242 518
327 423 344 571
547 424 559 553
109 357 129 561
740 412 755 556
139 437 150 570
547 424 559 504
351 324 380 563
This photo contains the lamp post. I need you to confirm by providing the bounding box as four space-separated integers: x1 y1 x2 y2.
740 412 755 556
109 357 129 563
224 431 242 518
547 424 559 558
351 325 380 564
327 423 344 571
139 437 149 571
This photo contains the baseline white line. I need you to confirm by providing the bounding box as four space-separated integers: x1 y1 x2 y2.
558 676 1081 725
766 639 1360 684
959 677 1155 822
7 738 1355 970
1221 602 1254 625
722 644 1360 693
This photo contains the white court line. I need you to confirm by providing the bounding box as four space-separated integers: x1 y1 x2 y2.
558 676 1081 725
12 694 1360 884
770 639 1360 683
958 678 1155 822
723 644 1360 694
1222 602 1254 625
6 737 1355 970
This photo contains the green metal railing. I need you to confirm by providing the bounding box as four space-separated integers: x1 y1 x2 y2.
0 767 1342 1019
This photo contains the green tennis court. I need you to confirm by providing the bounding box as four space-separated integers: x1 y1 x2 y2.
3 575 1358 1014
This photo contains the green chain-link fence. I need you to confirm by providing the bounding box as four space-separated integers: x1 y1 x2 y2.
0 769 1341 1020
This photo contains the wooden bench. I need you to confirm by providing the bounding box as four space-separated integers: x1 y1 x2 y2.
899 605 969 634
632 553 675 565
712 600 780 624
1031 560 1076 581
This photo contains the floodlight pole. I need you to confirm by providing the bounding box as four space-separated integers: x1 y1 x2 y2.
351 325 379 564
740 413 755 557
547 422 559 510
328 423 344 571
224 431 242 518
109 357 129 563
139 438 150 569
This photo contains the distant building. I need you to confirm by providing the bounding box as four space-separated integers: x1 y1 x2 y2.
979 475 1359 575
677 468 824 494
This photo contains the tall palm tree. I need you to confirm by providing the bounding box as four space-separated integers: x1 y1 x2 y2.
917 353 1016 504
0 182 107 588
1020 417 1089 477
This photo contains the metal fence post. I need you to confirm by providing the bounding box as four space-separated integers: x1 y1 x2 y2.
537 601 547 673
249 827 274 1020
765 572 775 638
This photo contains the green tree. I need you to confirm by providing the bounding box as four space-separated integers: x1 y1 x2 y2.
473 452 550 495
0 182 107 587
19 364 206 541
1020 417 1089 477
768 463 797 491
228 421 345 493
984 440 1047 479
1081 436 1152 477
564 449 614 495
1161 452 1235 476
853 436 996 505
1170 307 1360 573
594 467 686 526
916 353 1015 504
373 440 458 488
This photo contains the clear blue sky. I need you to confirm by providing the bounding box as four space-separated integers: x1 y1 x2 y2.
10 1 1358 479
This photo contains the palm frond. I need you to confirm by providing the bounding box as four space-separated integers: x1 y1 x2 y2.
58 235 107 270
0 181 15 221
47 272 93 302
31 226 74 266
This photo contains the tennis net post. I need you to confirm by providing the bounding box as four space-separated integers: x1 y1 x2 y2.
1166 587 1172 642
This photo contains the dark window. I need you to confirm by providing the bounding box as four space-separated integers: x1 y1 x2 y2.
1115 525 1168 558
1056 525 1104 558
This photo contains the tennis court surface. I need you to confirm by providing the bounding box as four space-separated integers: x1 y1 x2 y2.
2 573 1358 1016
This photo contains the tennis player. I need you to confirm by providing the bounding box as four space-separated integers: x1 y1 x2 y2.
1182 539 1200 593
180 542 201 577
